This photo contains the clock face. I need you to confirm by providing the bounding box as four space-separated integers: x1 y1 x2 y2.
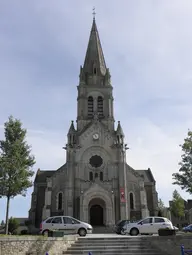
93 133 99 140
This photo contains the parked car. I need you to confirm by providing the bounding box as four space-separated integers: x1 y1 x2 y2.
40 216 93 237
114 219 139 235
114 220 129 235
123 216 174 236
182 224 192 232
173 226 179 231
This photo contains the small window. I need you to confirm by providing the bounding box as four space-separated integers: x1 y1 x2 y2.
140 217 152 224
63 217 73 224
89 172 93 181
95 173 98 178
58 192 62 210
130 193 134 210
52 217 62 224
45 218 53 223
154 218 165 223
100 172 103 181
93 67 97 75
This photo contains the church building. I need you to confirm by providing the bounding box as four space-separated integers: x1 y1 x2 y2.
29 17 158 228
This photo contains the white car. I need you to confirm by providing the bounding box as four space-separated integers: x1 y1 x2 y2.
123 216 174 236
40 216 93 236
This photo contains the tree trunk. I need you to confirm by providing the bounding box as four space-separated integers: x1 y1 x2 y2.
5 196 10 235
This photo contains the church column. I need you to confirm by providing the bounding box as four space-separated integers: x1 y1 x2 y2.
42 178 52 220
118 151 129 220
139 181 149 218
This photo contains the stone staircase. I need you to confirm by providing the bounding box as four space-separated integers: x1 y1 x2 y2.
63 236 165 255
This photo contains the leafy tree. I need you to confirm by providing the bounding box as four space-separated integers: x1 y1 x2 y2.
170 190 185 218
0 116 35 234
158 198 165 217
8 217 19 234
1 220 5 226
173 130 192 193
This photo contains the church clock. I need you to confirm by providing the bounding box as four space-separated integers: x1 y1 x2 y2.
93 133 99 140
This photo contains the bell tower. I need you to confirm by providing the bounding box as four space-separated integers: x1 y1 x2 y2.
76 17 114 131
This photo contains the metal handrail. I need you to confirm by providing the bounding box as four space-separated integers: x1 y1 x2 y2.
181 245 192 255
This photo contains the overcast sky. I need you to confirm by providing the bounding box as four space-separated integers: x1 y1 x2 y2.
0 0 192 222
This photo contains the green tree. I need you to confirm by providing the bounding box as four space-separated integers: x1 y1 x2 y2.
0 116 35 234
1 220 5 226
170 190 185 218
8 217 19 234
173 130 192 193
158 198 165 217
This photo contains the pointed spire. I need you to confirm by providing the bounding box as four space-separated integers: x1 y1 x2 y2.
68 121 76 134
83 17 107 76
116 121 124 136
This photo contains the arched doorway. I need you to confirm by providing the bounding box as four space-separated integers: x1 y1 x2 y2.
90 205 103 226
89 198 105 226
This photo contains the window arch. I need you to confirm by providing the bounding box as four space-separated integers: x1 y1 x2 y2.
88 96 94 118
100 172 103 181
58 192 63 210
97 96 103 116
89 172 93 181
130 192 134 210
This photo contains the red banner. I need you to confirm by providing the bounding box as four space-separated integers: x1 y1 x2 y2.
120 187 126 203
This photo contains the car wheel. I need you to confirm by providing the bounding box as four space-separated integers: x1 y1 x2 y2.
78 228 87 237
130 228 139 236
120 228 126 235
42 229 49 236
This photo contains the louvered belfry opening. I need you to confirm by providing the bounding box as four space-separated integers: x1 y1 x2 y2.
97 96 103 116
88 96 94 118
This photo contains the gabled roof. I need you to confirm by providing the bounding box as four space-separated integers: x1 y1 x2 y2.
34 170 56 183
135 169 155 183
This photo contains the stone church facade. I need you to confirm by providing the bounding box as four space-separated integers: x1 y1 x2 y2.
29 18 158 228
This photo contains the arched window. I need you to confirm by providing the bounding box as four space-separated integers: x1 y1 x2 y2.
130 192 134 210
93 67 97 75
88 96 94 118
100 172 103 181
95 172 98 178
89 172 93 181
58 192 63 210
97 96 103 116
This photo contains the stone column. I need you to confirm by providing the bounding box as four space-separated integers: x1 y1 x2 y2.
139 181 149 218
42 178 52 220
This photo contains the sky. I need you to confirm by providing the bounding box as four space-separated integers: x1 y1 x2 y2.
0 0 192 222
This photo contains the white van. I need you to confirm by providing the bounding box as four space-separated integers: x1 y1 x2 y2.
40 216 93 236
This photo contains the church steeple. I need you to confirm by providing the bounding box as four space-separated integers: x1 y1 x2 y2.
77 17 114 131
83 18 107 77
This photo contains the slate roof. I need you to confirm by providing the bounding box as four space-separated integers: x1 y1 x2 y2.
135 169 155 183
34 170 56 183
83 18 107 75
34 164 67 183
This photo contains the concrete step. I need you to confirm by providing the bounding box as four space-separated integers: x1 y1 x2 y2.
68 246 152 250
64 252 163 255
71 244 150 248
63 236 164 255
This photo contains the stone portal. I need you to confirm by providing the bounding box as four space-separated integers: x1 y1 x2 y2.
89 198 105 226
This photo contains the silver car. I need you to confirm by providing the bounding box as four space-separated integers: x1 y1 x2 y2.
40 216 93 236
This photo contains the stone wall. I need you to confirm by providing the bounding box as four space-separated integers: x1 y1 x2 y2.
149 235 192 255
0 235 78 255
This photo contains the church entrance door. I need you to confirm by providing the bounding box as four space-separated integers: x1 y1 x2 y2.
89 198 105 226
90 204 103 226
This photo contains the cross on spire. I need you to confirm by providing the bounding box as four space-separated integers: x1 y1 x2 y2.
92 7 96 19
